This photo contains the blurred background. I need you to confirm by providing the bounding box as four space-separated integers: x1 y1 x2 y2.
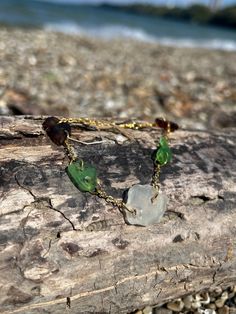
0 0 236 129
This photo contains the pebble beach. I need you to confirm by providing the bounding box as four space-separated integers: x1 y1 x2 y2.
0 27 236 314
0 27 236 129
137 286 236 314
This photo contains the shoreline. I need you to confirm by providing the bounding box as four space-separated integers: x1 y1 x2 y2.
1 23 236 52
0 27 236 129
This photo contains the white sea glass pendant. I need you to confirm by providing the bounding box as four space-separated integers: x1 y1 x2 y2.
123 184 168 226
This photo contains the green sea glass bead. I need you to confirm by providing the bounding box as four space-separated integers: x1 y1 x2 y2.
66 160 97 193
155 136 172 165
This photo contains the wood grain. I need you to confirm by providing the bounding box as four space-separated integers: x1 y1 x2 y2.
0 116 236 314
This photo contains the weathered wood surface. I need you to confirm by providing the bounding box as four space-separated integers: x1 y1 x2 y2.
0 116 236 314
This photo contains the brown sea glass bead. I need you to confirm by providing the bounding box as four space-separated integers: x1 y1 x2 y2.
43 117 71 146
155 118 179 132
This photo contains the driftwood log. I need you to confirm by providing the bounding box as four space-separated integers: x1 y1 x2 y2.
0 116 236 314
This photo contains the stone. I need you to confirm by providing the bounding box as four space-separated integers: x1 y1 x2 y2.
153 307 172 314
228 291 235 299
200 291 210 304
215 298 226 308
216 292 228 308
191 301 201 309
206 303 216 310
183 295 193 309
218 306 230 314
155 136 172 165
195 293 202 301
123 184 168 226
166 299 184 312
221 291 229 300
142 306 153 314
211 287 223 297
66 160 97 193
205 310 216 314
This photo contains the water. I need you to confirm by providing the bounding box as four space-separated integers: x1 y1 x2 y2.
1 0 236 51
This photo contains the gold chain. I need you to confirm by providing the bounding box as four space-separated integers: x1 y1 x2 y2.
117 121 155 129
151 164 161 191
64 139 77 162
59 117 155 130
93 188 135 213
60 117 114 128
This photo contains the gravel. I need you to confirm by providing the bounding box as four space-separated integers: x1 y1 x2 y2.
0 27 236 129
137 286 236 314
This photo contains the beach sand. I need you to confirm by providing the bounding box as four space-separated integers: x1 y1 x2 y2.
0 27 236 129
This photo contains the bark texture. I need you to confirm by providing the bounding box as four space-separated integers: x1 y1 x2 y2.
0 116 236 314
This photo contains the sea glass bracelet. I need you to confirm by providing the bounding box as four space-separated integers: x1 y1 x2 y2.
42 117 178 226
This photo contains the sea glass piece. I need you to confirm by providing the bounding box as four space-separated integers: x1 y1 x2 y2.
155 136 172 165
66 160 97 193
123 184 168 226
43 117 71 146
155 118 179 132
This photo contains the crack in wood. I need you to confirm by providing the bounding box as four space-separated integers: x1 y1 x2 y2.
1 263 223 314
14 175 77 231
46 197 77 231
14 174 38 200
17 131 43 138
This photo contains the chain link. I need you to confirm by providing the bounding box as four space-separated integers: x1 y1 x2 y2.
151 164 161 191
64 139 77 162
93 188 135 213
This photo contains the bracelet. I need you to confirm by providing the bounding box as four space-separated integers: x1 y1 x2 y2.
42 117 178 226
